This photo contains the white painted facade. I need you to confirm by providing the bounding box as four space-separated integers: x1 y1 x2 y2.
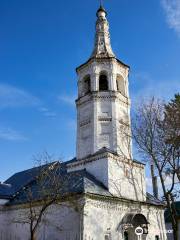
83 197 167 240
0 196 167 240
76 6 131 160
0 5 168 240
0 202 81 240
67 152 146 202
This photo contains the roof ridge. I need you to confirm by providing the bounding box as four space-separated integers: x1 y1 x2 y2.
5 161 59 183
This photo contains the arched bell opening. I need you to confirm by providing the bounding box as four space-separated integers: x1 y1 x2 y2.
82 75 91 95
99 73 108 91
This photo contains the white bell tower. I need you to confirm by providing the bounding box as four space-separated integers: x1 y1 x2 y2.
68 6 146 201
76 6 131 160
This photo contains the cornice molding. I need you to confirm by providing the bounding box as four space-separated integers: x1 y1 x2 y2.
76 91 130 107
84 193 165 210
0 194 83 211
67 151 144 170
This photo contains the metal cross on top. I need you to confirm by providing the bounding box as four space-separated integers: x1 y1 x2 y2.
100 0 104 6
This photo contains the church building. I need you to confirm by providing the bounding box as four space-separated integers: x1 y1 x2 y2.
0 5 167 240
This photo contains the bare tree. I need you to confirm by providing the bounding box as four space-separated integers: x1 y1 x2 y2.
12 152 80 240
132 97 179 240
164 94 180 182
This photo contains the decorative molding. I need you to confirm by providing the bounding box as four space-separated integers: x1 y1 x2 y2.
67 151 144 170
98 116 112 122
76 92 130 107
80 119 91 127
84 194 165 210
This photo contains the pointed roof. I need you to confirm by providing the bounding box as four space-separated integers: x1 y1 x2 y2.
91 5 115 59
76 6 129 71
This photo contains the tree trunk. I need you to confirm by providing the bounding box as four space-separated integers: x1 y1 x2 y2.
158 173 178 240
172 224 178 240
170 195 179 240
30 232 36 240
176 171 180 182
30 223 36 240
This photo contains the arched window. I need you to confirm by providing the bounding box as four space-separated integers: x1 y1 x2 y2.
116 75 126 96
99 74 108 91
83 75 91 95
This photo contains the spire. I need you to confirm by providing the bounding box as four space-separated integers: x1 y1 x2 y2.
90 5 115 59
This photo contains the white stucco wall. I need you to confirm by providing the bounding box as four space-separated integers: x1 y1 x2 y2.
76 59 130 160
0 195 167 240
83 197 167 240
0 202 81 240
108 157 146 201
68 156 109 188
68 154 146 202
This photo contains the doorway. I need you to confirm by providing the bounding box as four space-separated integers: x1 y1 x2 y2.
121 213 149 240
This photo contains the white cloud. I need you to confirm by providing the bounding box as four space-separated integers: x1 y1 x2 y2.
39 107 57 118
0 127 28 141
58 94 76 106
161 0 180 36
0 83 57 117
0 83 40 109
130 72 180 106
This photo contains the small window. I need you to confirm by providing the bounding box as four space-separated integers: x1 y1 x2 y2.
99 74 108 91
105 235 109 240
83 75 91 94
155 236 160 240
104 233 111 240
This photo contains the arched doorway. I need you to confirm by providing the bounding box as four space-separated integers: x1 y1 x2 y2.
120 213 149 240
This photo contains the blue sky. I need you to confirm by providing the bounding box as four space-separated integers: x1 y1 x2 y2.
0 0 180 181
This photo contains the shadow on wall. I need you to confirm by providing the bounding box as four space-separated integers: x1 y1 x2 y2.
108 121 146 202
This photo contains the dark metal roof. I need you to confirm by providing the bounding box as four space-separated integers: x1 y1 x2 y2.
0 162 64 199
3 166 110 205
94 146 118 155
146 192 164 206
0 161 164 207
133 159 146 166
0 183 12 199
76 57 130 73
73 147 145 166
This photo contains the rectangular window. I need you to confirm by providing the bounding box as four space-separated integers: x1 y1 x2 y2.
104 233 111 240
105 235 109 240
